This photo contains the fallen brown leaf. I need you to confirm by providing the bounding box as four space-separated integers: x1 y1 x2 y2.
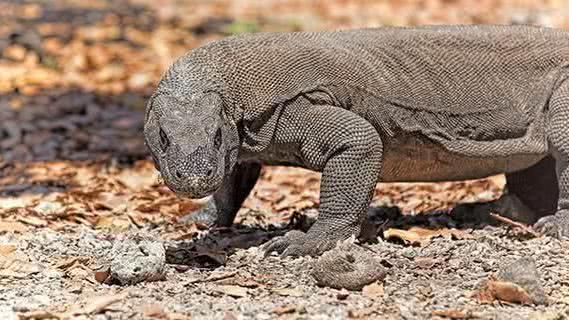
0 253 43 278
0 244 17 256
17 310 62 320
214 285 248 298
383 227 472 246
70 292 128 315
17 215 48 227
94 266 111 284
272 287 304 297
55 256 91 270
95 215 131 230
474 276 533 305
184 271 237 285
117 167 157 190
0 221 28 233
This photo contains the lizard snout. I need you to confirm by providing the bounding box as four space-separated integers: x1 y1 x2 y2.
164 144 222 198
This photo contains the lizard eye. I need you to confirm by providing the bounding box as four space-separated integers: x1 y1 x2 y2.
213 128 222 150
159 128 169 151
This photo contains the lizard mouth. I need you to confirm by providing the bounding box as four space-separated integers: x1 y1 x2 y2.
159 160 221 198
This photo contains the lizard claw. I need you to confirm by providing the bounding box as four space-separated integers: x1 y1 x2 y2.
534 210 569 239
262 230 338 258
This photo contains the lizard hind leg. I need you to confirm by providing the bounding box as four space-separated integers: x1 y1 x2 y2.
504 155 558 224
534 80 569 238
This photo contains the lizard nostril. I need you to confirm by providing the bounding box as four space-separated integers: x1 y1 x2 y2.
175 170 183 179
206 168 213 177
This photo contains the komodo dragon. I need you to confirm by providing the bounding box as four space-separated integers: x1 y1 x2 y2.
144 25 569 257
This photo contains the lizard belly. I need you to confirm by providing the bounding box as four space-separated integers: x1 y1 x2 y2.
379 135 546 182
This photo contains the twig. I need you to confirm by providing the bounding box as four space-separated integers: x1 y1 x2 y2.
489 212 540 237
184 271 238 286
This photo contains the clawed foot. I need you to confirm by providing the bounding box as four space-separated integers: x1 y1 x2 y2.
261 230 339 258
534 210 569 239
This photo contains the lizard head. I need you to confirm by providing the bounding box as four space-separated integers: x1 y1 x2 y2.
144 90 239 199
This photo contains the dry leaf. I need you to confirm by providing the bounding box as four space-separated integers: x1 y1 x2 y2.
215 285 248 298
383 228 425 246
0 244 17 256
0 254 43 278
474 276 533 305
383 227 472 246
184 271 237 285
362 282 384 298
232 277 261 288
272 287 304 297
55 256 91 271
70 292 128 315
94 266 111 283
18 215 48 227
17 310 62 320
0 221 27 233
117 168 157 190
95 215 130 230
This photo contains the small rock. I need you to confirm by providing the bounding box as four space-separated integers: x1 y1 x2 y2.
497 257 547 305
311 237 387 291
107 234 166 285
400 247 417 259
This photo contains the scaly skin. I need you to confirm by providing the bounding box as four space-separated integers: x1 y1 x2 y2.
144 25 569 257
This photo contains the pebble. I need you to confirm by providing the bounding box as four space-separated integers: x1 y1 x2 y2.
497 257 547 305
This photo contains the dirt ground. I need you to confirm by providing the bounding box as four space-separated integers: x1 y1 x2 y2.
2 1 569 319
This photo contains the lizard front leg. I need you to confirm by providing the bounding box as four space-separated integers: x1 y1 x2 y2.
535 80 569 238
262 102 383 257
181 161 261 227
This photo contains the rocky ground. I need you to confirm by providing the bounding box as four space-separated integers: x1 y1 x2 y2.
3 210 569 320
2 1 569 319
